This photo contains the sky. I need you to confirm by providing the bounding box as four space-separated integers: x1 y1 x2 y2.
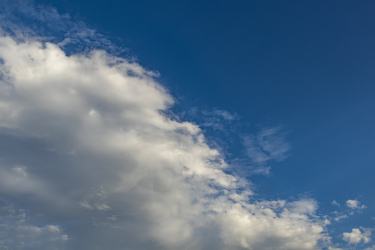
0 0 374 249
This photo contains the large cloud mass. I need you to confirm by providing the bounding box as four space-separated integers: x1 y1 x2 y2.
0 7 330 250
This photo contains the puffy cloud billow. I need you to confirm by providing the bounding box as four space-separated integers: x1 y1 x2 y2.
343 228 371 245
0 3 334 250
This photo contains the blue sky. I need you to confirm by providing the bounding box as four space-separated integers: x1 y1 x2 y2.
0 0 374 249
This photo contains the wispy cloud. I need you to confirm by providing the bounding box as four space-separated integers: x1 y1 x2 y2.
333 213 348 222
243 126 290 164
330 198 367 223
331 200 340 207
181 107 240 132
241 126 290 175
0 0 125 56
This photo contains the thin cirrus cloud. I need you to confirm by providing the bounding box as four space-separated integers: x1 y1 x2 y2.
0 2 368 250
242 126 290 175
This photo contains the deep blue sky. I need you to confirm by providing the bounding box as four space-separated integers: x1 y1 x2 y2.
25 0 375 244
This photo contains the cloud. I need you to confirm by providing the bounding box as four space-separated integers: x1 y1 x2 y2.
203 109 239 121
331 200 340 207
0 3 334 250
0 199 68 249
0 0 124 59
347 199 359 209
333 214 348 222
198 108 240 132
241 126 290 175
346 199 367 210
342 228 371 245
243 127 290 164
330 199 366 223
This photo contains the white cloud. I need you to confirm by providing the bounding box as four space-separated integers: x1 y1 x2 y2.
331 200 340 207
0 200 68 250
347 199 359 209
328 247 343 250
0 3 333 250
342 228 371 244
331 200 366 222
334 214 348 222
330 199 367 224
346 199 366 210
324 219 331 225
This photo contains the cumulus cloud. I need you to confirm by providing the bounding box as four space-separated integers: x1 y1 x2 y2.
346 199 367 210
0 3 335 250
342 228 371 245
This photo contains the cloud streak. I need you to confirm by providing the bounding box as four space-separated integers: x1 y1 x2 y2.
241 126 290 175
